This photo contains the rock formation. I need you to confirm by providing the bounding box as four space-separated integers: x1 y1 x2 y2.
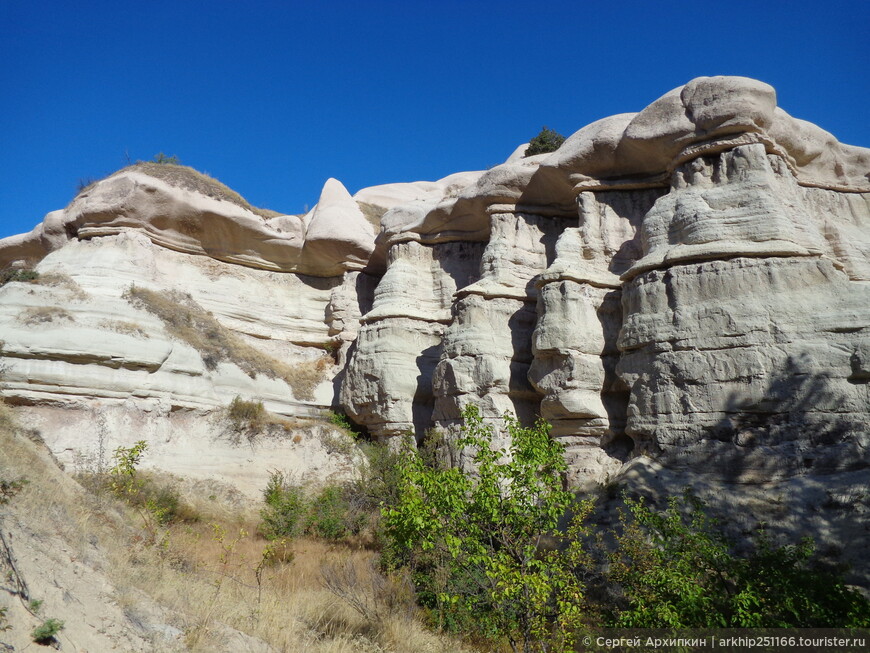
0 76 868 578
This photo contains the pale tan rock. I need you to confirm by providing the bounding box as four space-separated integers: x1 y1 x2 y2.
303 177 376 273
0 232 338 414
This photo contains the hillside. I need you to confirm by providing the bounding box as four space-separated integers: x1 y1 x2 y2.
0 75 868 647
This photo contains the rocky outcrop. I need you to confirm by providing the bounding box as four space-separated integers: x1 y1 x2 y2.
0 76 867 515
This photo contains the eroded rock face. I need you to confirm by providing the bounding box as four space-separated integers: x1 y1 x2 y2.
1 75 867 505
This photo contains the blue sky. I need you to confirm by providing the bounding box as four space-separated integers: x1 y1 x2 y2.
2 0 868 239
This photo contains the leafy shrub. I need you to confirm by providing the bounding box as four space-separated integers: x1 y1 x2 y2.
0 268 39 286
525 126 565 156
307 486 353 541
382 405 590 651
605 492 870 628
259 471 373 542
260 471 307 540
31 617 64 644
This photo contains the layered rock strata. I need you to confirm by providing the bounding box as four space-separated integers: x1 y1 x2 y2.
0 76 867 496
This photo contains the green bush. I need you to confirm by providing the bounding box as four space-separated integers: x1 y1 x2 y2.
606 491 870 628
31 617 64 644
382 405 590 651
260 471 307 540
525 126 565 156
307 486 353 541
153 152 180 165
0 268 39 286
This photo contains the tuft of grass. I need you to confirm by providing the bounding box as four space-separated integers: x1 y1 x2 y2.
100 319 150 338
123 285 328 400
17 306 74 325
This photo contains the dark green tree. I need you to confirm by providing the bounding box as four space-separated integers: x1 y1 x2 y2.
525 127 565 156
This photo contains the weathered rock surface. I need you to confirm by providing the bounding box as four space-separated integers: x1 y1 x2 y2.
1 75 868 579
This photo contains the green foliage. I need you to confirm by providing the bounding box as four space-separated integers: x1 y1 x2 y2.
260 471 307 540
307 486 353 540
382 405 590 651
0 268 39 286
31 617 64 644
0 477 27 505
152 152 180 165
259 470 377 542
107 441 191 526
525 126 565 156
606 491 870 628
327 410 354 432
227 396 266 432
110 440 148 497
0 606 9 632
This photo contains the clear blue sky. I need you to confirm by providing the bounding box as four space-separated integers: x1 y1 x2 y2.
2 0 868 239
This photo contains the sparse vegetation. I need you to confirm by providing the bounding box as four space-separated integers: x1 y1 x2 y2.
74 157 281 219
106 441 196 534
326 409 357 434
525 126 565 156
227 396 267 432
32 271 87 299
123 285 329 400
17 306 74 325
99 319 150 338
152 152 180 165
0 477 26 505
0 268 39 286
31 617 64 644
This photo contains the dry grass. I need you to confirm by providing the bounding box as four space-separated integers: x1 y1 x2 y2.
0 403 471 652
77 162 281 220
100 319 150 338
32 272 88 300
123 285 329 400
17 306 75 325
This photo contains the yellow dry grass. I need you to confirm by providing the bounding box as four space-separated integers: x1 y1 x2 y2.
123 285 328 400
100 319 151 338
32 272 88 300
0 403 472 652
16 306 74 326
